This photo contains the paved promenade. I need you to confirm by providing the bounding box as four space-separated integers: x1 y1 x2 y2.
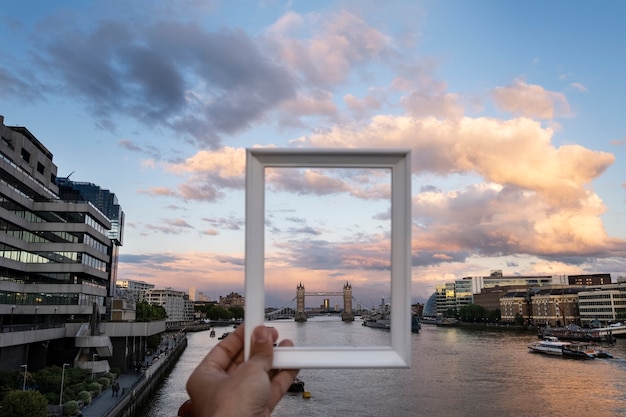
80 372 143 417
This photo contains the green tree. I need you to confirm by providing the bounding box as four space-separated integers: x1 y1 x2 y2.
228 306 244 320
205 305 233 320
487 309 501 323
0 390 48 417
0 370 22 401
63 400 79 416
136 301 167 321
458 304 486 322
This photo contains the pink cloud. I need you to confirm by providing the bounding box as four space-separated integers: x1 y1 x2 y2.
492 79 571 119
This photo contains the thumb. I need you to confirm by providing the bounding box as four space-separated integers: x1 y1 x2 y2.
248 326 275 370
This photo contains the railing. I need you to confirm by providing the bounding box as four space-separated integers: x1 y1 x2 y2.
0 322 65 333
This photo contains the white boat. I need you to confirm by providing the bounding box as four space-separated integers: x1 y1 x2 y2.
528 336 594 359
528 336 570 355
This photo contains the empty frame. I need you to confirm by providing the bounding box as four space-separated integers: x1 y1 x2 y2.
244 148 411 368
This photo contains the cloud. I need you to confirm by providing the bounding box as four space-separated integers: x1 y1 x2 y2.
266 10 391 86
202 216 244 231
21 18 296 148
144 218 194 234
291 114 614 206
492 79 571 119
570 82 588 92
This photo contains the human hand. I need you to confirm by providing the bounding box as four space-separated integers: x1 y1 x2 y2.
185 325 299 417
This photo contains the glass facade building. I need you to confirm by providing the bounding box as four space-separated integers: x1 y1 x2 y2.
0 115 125 370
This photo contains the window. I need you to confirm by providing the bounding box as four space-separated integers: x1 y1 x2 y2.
21 149 30 163
37 162 45 174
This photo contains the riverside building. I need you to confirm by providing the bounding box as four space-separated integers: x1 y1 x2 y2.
0 115 164 373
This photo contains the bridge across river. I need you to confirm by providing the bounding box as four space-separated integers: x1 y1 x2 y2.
266 282 361 322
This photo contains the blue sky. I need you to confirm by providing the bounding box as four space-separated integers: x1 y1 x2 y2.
1 0 625 307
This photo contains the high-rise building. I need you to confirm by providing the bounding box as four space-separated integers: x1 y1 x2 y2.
0 116 164 372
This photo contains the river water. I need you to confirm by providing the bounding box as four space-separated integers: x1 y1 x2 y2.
140 317 626 417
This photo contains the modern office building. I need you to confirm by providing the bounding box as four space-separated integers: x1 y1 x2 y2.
142 289 194 326
0 116 163 373
116 279 155 301
437 271 608 314
578 282 626 326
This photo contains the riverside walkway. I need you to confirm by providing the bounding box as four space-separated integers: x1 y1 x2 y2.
80 372 143 417
79 331 187 417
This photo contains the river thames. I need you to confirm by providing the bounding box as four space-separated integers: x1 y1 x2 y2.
140 317 626 417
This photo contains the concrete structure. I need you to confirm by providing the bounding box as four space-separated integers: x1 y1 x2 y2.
0 116 163 374
142 289 194 326
341 282 354 321
500 286 583 326
218 292 244 308
116 279 155 301
578 282 626 326
294 282 355 322
437 271 611 315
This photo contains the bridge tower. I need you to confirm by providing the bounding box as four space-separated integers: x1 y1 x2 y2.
341 282 355 321
295 283 307 322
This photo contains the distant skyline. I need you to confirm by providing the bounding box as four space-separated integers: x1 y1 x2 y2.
1 1 625 306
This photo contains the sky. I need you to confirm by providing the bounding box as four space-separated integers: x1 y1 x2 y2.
1 0 625 308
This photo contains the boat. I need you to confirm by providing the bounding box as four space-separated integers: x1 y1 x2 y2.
362 299 391 329
538 324 616 343
362 316 390 329
287 377 305 393
528 336 568 356
562 344 595 360
584 348 613 359
218 332 230 340
528 337 594 359
209 328 216 337
411 315 421 333
420 316 438 325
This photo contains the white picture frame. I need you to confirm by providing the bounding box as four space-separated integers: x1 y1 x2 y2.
244 148 412 368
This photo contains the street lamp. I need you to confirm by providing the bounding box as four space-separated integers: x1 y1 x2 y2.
59 363 70 406
91 354 98 380
10 305 15 326
34 306 39 330
20 364 27 390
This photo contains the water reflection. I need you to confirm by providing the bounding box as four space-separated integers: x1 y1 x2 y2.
140 319 626 417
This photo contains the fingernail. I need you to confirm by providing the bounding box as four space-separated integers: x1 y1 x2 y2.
253 327 269 344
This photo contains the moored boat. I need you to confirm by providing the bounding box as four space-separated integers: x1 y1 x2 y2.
288 377 305 393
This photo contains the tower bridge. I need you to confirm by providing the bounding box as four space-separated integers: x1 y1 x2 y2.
295 282 354 322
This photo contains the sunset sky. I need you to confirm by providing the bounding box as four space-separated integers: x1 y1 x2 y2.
1 1 625 308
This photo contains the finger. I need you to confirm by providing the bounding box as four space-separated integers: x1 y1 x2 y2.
200 324 246 372
247 326 275 372
268 368 300 411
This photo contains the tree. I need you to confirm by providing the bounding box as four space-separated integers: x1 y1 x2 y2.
228 306 244 320
205 305 233 320
458 304 486 322
136 301 167 321
0 390 48 417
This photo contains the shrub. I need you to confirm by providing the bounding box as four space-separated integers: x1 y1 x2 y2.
43 392 57 405
104 372 115 381
97 377 110 389
63 400 79 416
87 381 101 395
78 390 91 405
0 390 48 417
110 367 121 376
